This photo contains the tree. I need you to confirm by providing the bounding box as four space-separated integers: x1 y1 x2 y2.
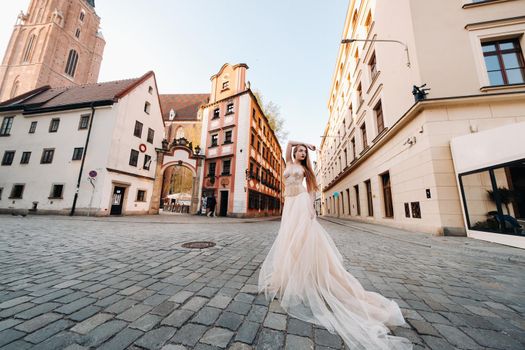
253 90 288 143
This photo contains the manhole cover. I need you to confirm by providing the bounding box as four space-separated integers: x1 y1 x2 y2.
181 241 216 249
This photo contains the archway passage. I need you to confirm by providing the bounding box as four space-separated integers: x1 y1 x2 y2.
161 164 195 213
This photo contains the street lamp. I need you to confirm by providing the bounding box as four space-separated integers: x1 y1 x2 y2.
341 38 411 67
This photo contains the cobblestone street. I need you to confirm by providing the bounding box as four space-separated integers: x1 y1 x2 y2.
0 214 524 350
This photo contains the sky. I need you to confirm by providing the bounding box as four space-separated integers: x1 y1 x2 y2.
0 0 348 151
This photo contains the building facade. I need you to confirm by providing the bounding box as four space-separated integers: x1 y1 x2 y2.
200 63 284 217
321 0 525 247
158 94 209 213
0 71 165 216
0 0 105 101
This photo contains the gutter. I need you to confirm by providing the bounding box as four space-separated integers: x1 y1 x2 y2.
70 102 97 216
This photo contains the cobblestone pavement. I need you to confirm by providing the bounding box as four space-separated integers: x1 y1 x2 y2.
0 214 524 350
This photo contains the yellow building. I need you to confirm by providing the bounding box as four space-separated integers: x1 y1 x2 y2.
321 0 525 248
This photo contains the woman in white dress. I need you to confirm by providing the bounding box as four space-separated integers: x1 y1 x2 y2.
258 141 412 350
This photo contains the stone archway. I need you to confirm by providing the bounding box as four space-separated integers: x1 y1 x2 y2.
149 137 204 215
161 161 196 213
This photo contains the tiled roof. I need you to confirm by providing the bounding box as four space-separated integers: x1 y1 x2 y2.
0 71 154 114
159 94 209 121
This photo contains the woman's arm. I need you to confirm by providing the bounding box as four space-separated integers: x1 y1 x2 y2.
286 140 316 163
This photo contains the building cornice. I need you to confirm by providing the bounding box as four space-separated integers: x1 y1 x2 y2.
322 90 525 192
107 168 155 181
464 15 525 30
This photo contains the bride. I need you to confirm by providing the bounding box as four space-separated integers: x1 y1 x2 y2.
258 140 413 350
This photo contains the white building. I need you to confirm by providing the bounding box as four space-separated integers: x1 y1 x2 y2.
320 0 525 248
0 71 165 216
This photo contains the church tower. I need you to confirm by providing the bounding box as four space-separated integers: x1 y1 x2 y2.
0 0 105 101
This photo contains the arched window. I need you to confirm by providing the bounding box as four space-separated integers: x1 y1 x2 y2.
64 49 79 77
22 34 36 63
175 126 185 139
10 80 20 99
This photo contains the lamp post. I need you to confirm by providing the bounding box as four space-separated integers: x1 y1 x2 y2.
341 38 411 67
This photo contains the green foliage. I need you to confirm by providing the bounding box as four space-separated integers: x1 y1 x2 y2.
253 90 289 144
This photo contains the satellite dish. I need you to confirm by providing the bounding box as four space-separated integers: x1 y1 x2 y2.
169 108 176 120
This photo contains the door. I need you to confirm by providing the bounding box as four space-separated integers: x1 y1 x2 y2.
110 186 126 215
219 191 228 217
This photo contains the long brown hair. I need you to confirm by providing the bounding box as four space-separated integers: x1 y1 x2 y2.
293 144 318 193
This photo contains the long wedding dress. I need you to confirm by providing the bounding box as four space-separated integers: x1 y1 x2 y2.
258 162 412 350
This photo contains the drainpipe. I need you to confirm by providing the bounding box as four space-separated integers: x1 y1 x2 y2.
70 103 96 216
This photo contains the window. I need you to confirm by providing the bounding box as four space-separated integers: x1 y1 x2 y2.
65 49 79 77
79 10 85 21
346 188 351 215
136 190 146 202
404 203 411 218
365 11 372 33
374 101 385 134
75 28 81 39
251 133 256 147
50 184 64 199
2 151 15 165
9 184 25 199
20 152 31 164
129 149 139 166
224 130 232 144
144 102 151 114
369 52 378 80
356 83 363 108
143 154 151 170
10 80 19 99
22 34 36 63
79 115 90 129
41 149 54 164
208 162 216 176
411 202 421 219
134 121 143 138
72 147 83 160
49 118 60 132
222 159 231 175
482 39 525 86
29 121 37 133
365 180 373 216
211 134 218 147
351 137 356 159
226 103 234 115
213 108 220 119
146 128 154 144
175 126 184 139
0 116 14 136
148 86 153 94
0 187 2 200
354 184 361 215
222 81 229 90
381 172 393 218
361 123 368 149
